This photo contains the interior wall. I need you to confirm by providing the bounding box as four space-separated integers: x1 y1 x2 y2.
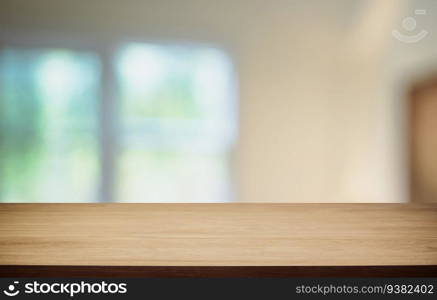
1 0 437 202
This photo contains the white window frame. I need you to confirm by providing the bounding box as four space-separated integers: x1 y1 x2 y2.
0 30 238 203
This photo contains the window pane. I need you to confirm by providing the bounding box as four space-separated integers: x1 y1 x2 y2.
116 44 237 202
0 48 100 202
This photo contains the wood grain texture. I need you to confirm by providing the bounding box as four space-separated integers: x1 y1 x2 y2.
1 204 437 266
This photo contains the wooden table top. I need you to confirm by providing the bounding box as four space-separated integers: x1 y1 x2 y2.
1 203 437 266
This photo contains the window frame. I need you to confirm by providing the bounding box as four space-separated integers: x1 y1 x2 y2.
0 31 238 203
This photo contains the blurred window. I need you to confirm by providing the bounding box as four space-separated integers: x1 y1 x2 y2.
116 44 237 202
0 43 237 202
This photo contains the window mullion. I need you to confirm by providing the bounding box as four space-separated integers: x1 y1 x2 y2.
98 46 119 203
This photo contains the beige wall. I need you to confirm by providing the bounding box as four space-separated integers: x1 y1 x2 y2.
1 0 437 202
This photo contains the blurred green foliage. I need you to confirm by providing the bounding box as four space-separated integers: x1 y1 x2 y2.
0 48 99 202
0 49 44 197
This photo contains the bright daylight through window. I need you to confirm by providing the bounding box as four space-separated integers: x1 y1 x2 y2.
0 43 237 203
